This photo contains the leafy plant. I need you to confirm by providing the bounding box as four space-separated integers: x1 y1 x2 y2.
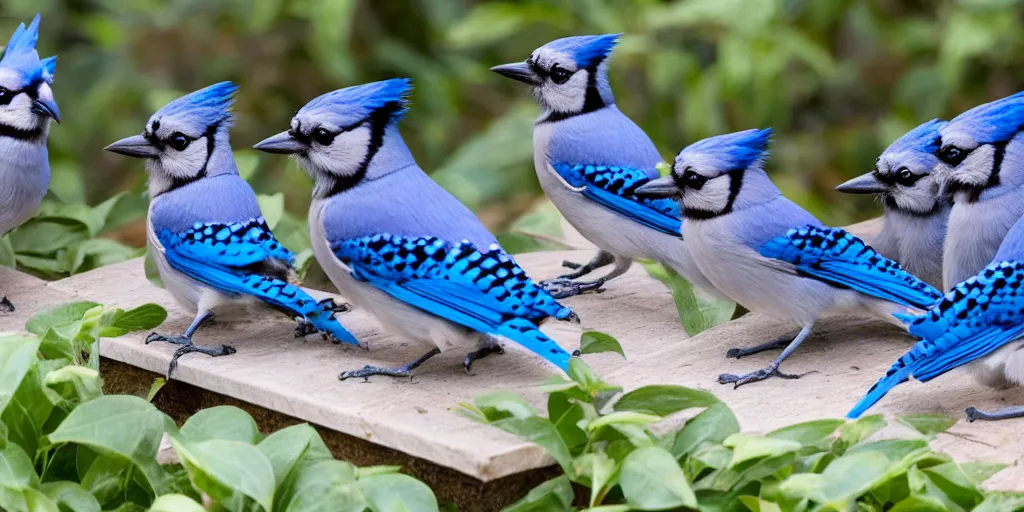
457 336 1022 511
0 303 440 512
641 261 736 336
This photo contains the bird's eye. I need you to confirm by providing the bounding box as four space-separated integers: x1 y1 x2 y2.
550 64 572 85
683 170 708 190
939 146 967 166
895 167 917 185
168 132 191 151
312 127 336 146
0 87 12 106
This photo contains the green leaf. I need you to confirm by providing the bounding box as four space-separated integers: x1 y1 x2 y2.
0 235 15 267
614 385 718 416
25 302 100 336
833 414 886 455
640 261 734 335
501 475 573 512
567 358 621 399
738 496 783 512
276 459 365 512
104 303 167 336
38 481 102 512
723 434 802 468
620 446 697 510
579 331 625 358
148 494 206 512
146 378 166 403
0 334 42 412
44 395 175 496
767 418 844 447
473 391 538 421
973 492 1024 512
256 193 286 229
889 493 951 512
359 473 439 512
257 423 324 488
492 416 573 474
45 366 103 404
547 392 587 452
587 411 662 433
180 405 260 444
672 401 739 458
0 442 39 490
171 437 275 511
897 414 957 437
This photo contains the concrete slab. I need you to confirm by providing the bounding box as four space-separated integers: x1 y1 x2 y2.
0 266 75 331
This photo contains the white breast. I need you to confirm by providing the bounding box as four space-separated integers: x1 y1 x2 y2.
944 194 1024 289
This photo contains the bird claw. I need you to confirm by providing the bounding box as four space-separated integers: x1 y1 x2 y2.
167 342 236 378
718 366 801 388
339 365 411 381
294 318 318 338
0 296 14 312
725 337 792 359
561 260 583 271
463 344 505 373
146 332 191 345
318 297 351 314
965 405 1024 422
541 278 606 299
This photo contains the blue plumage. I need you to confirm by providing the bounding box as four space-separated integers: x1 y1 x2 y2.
552 163 681 236
333 234 574 371
847 261 1024 418
759 226 943 310
545 34 621 68
944 91 1024 144
155 81 237 128
300 78 411 123
678 128 773 172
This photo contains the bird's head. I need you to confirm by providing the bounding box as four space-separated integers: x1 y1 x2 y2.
253 78 411 194
491 34 619 120
105 82 237 196
837 119 949 216
635 129 773 219
0 14 59 141
936 91 1024 202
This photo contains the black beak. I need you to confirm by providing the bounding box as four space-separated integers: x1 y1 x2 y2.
104 134 159 158
490 62 541 86
31 98 60 123
634 176 680 199
253 131 307 155
836 172 888 194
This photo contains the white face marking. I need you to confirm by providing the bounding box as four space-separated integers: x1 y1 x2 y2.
530 48 589 114
144 117 212 196
673 153 735 214
947 144 994 194
877 152 943 213
0 69 47 133
299 123 372 178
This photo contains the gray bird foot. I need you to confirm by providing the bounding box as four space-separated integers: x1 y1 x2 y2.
317 297 351 318
541 277 606 299
463 344 505 373
966 405 1024 422
166 342 237 377
338 347 441 382
718 366 801 388
557 251 616 280
294 318 319 338
561 260 583 270
0 296 13 312
726 335 793 359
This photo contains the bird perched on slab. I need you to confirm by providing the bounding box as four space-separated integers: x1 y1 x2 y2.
491 34 717 299
836 119 951 289
253 79 579 379
848 212 1024 422
0 14 59 313
635 129 943 386
935 92 1024 291
105 82 357 376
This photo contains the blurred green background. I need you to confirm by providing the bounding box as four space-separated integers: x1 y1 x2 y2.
2 0 1022 280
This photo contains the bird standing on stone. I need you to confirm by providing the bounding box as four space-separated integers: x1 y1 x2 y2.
848 212 1024 422
635 129 943 387
253 79 579 379
105 82 358 376
935 92 1024 290
490 34 717 299
0 14 59 313
836 119 951 289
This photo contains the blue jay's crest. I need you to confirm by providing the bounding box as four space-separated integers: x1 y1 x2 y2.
156 82 238 128
945 91 1024 144
684 128 773 170
885 119 946 156
300 78 412 123
1 14 53 84
544 34 620 69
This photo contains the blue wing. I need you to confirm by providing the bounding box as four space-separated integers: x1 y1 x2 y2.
847 261 1024 418
332 234 576 371
552 163 682 236
157 218 358 345
759 226 942 310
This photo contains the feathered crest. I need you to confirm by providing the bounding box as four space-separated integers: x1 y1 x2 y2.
301 78 412 122
1 14 54 83
884 118 946 156
684 128 773 170
545 34 621 69
945 91 1024 144
156 82 238 128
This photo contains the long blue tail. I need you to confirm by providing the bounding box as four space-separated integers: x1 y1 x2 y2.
239 274 358 346
847 352 916 419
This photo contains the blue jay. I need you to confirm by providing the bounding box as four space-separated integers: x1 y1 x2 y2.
253 79 579 379
0 14 59 313
104 82 358 375
848 213 1024 422
491 34 717 299
635 129 942 386
935 92 1024 290
836 119 951 289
